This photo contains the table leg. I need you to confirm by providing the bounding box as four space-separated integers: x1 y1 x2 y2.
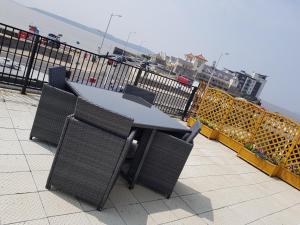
127 129 156 189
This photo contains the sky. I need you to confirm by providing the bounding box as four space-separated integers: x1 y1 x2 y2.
13 0 300 113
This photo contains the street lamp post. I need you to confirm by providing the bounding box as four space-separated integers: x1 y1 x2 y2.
122 31 136 58
98 13 122 55
206 52 229 88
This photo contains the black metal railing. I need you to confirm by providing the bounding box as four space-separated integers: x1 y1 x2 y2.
0 22 195 116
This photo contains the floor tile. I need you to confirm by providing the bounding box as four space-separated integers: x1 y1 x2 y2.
163 197 195 219
162 220 184 225
228 196 285 224
142 200 177 224
174 179 199 196
49 212 91 225
0 140 23 154
130 184 164 202
259 204 300 225
178 215 207 225
116 203 157 225
271 188 300 207
9 110 34 129
0 117 14 128
0 193 46 224
26 155 54 171
15 129 31 141
109 184 138 206
20 140 54 155
200 207 245 225
86 208 126 225
0 155 29 172
32 170 50 191
181 193 213 214
0 127 18 140
5 102 30 111
0 108 9 118
79 198 114 211
39 191 82 217
0 172 36 195
11 218 49 225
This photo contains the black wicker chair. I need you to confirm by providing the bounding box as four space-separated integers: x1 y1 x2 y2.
46 97 135 210
30 84 77 145
48 66 68 89
123 84 156 105
128 131 193 198
126 121 201 198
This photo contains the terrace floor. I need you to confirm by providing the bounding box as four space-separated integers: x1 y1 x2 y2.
0 88 300 225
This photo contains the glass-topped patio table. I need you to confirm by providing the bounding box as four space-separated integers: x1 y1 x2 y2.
67 81 191 187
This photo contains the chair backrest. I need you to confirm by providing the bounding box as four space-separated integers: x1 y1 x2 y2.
122 93 152 108
182 120 202 143
123 85 156 105
74 97 133 138
48 66 67 89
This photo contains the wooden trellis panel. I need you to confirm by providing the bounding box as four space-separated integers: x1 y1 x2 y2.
197 88 234 129
284 136 300 175
252 112 300 163
221 99 265 144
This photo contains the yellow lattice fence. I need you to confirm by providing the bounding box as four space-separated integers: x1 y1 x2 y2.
221 99 265 144
197 88 234 130
187 80 207 118
192 86 300 184
251 112 300 164
284 135 300 176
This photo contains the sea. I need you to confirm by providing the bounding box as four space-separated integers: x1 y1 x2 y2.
0 0 149 55
1 0 299 122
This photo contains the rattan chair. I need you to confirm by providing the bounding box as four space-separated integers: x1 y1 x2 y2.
123 84 156 105
127 122 201 198
131 122 201 197
30 84 77 145
48 66 68 89
46 97 135 210
128 131 193 198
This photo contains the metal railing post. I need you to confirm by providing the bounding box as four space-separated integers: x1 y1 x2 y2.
181 86 198 120
133 67 143 86
21 35 39 94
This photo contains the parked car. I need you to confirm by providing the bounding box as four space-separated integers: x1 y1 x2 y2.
107 55 126 66
177 75 192 86
140 60 150 70
47 33 61 49
0 57 21 71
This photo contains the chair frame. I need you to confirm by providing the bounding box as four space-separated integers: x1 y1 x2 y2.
46 98 135 210
30 84 77 145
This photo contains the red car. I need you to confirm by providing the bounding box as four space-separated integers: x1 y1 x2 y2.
177 75 192 86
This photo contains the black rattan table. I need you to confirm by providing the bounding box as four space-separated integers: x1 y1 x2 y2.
67 81 190 187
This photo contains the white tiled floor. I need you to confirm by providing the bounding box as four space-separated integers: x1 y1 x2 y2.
0 88 300 225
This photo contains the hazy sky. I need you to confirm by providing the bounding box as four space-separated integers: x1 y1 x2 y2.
14 0 300 113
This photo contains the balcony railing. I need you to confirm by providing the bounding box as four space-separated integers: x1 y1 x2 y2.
0 22 196 116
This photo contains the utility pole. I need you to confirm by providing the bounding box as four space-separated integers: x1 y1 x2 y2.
98 13 122 55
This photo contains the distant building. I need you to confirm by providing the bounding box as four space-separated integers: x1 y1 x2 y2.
184 53 207 72
196 64 234 90
227 70 267 99
195 64 267 104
